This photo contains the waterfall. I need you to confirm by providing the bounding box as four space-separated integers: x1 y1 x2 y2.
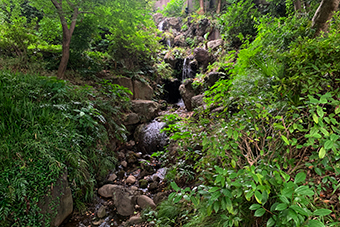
158 21 165 31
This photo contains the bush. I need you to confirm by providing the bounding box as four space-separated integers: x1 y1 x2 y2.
160 0 186 17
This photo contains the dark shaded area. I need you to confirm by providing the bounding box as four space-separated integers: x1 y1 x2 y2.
162 78 182 104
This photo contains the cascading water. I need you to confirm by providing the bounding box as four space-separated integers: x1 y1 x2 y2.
158 21 165 31
135 119 168 154
182 57 196 81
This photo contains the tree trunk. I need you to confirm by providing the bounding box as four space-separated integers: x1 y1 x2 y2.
199 0 204 14
294 0 301 12
51 0 79 79
312 0 340 36
217 0 221 14
58 30 71 79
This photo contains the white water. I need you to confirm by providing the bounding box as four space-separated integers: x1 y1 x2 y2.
158 21 165 31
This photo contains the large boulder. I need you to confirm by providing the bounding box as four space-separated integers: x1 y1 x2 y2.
207 39 223 51
191 94 205 109
133 80 153 100
134 120 168 154
38 172 73 227
193 48 213 71
174 34 186 47
204 72 227 88
136 195 156 209
195 18 210 37
179 79 195 111
124 112 140 125
112 77 133 99
112 187 135 216
153 13 163 24
131 100 160 123
98 184 123 198
167 17 181 31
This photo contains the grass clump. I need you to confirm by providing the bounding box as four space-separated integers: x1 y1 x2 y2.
0 71 130 226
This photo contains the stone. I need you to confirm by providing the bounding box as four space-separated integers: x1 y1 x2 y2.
153 192 167 205
98 184 123 198
124 113 140 125
126 151 137 164
131 100 160 123
191 95 205 109
126 215 143 225
137 195 156 209
152 175 161 183
208 28 221 41
117 151 125 160
153 13 163 24
108 173 117 182
97 205 106 218
133 80 154 100
121 160 128 168
195 18 210 37
113 187 135 216
139 179 148 189
130 186 138 191
38 171 73 227
179 79 195 111
92 219 104 226
205 72 226 88
112 77 133 99
126 175 136 185
193 48 213 71
207 39 223 51
135 152 142 158
174 34 186 47
148 182 159 191
168 17 181 30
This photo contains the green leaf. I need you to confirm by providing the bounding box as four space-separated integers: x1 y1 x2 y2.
319 147 326 159
317 106 325 118
255 191 262 204
171 182 180 192
249 204 262 210
294 172 306 184
320 128 329 137
290 205 310 216
336 107 340 115
313 114 319 124
261 190 268 204
295 186 314 196
254 208 266 217
190 196 199 206
213 200 220 213
287 208 298 223
307 220 325 227
313 209 332 216
281 135 290 145
209 187 220 193
324 140 334 150
275 203 287 211
267 217 275 227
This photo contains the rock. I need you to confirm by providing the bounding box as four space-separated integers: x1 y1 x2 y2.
174 34 186 47
134 120 168 154
193 48 213 71
126 175 136 185
131 100 160 123
148 182 159 191
133 80 153 100
179 79 195 111
130 186 138 191
126 151 137 164
121 160 128 168
124 113 140 125
97 205 106 218
154 192 167 205
168 17 181 30
92 219 104 226
126 140 136 148
135 152 142 158
112 77 133 99
126 215 143 225
117 151 125 160
38 171 73 227
207 39 223 51
208 28 221 41
152 175 161 183
191 95 205 109
139 179 148 189
162 78 182 103
137 195 156 209
117 170 125 179
108 173 117 182
205 72 226 88
98 184 123 198
113 187 135 216
195 18 210 36
153 13 163 24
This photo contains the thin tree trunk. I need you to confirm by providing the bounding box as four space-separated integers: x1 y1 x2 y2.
199 0 204 14
294 0 301 12
51 0 79 79
216 0 221 14
312 0 340 37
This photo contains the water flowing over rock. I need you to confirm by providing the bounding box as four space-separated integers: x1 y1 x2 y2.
182 56 198 81
134 120 168 154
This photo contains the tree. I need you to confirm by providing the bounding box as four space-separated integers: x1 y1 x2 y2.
199 0 205 14
217 0 222 13
312 0 340 36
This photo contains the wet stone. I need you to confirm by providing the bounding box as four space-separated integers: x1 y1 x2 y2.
107 173 117 182
121 161 128 168
126 175 136 185
148 182 159 191
97 205 106 218
139 179 148 189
